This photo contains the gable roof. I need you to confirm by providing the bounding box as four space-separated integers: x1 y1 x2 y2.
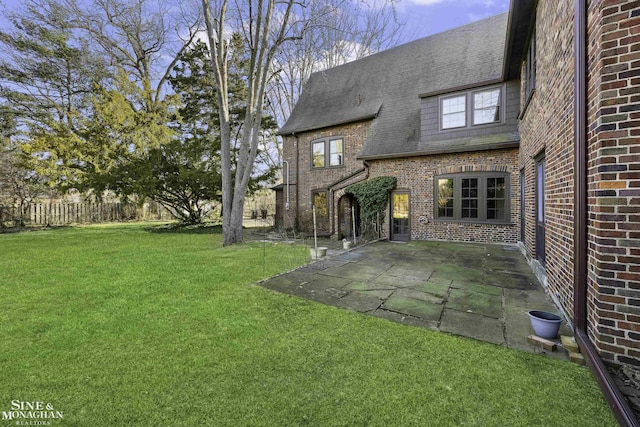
279 13 510 159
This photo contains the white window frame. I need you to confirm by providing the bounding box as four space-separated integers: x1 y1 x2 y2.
440 94 467 130
439 84 505 131
472 87 502 126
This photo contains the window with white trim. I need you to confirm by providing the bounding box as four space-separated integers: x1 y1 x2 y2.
441 95 466 129
473 88 501 125
439 85 504 130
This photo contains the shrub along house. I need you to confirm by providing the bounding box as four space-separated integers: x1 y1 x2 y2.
276 1 640 425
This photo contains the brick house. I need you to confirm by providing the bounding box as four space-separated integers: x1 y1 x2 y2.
276 1 640 424
278 14 521 243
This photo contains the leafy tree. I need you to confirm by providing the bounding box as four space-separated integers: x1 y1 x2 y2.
0 0 106 190
0 111 43 226
1 0 200 195
87 44 221 224
103 139 223 224
84 70 178 178
88 38 278 225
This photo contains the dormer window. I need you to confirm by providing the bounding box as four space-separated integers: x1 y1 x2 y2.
473 88 501 125
439 84 504 131
441 95 466 129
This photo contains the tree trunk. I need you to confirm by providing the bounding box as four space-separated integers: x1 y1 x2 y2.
223 196 245 245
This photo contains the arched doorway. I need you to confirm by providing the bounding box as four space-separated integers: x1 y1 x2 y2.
337 194 361 239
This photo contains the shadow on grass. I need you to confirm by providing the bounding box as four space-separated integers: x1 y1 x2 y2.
0 225 72 234
144 222 223 234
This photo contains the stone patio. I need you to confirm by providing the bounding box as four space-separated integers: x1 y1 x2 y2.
259 240 573 360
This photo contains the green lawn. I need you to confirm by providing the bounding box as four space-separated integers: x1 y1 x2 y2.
0 223 616 426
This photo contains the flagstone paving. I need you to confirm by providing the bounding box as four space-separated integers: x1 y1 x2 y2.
259 240 573 360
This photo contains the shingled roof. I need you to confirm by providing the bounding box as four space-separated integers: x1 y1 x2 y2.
279 13 510 159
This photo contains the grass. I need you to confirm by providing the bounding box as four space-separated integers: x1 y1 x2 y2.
0 223 616 426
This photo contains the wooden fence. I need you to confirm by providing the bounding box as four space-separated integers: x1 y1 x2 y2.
28 202 131 225
0 202 137 227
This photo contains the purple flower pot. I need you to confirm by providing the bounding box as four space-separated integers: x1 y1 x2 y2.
528 310 562 339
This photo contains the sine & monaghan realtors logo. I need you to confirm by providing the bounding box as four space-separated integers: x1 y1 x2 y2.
1 400 64 425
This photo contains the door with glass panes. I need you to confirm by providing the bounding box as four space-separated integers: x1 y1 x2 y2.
391 191 410 241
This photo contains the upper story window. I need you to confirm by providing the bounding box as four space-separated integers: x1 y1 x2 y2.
441 95 466 129
312 137 344 168
312 141 325 168
473 88 501 125
525 29 536 102
439 85 504 131
435 172 510 223
329 138 343 166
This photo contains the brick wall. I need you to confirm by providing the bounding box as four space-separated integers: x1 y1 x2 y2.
585 0 640 367
281 118 520 243
280 121 371 232
368 148 520 243
518 1 576 323
520 0 640 366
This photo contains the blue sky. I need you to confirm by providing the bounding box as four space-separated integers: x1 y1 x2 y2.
0 0 510 39
398 0 510 41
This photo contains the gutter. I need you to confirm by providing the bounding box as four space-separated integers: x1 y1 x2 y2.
418 78 504 99
358 141 520 161
573 2 639 426
278 111 381 137
327 167 368 191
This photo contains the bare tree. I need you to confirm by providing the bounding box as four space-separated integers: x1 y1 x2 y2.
257 0 403 190
201 0 304 245
267 0 404 127
202 0 402 245
60 0 201 106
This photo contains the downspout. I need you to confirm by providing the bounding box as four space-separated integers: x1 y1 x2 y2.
573 2 639 426
282 160 290 210
295 134 300 229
